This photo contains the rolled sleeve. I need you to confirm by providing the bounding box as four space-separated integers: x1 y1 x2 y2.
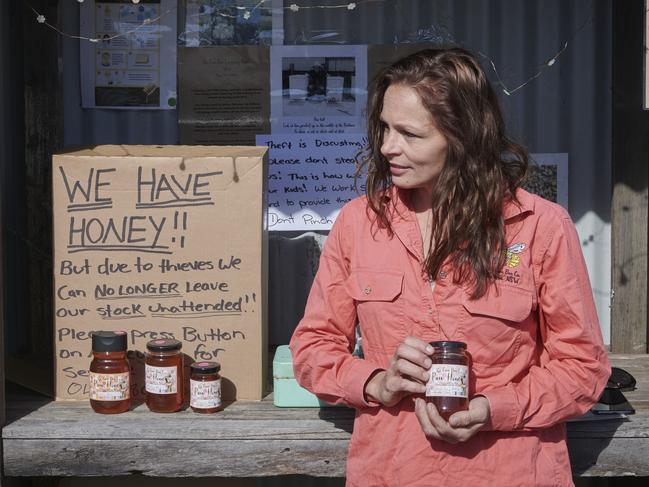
480 385 520 431
300 357 384 408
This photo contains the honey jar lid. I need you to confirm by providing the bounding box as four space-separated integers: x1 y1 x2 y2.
92 331 127 352
429 340 467 350
146 338 182 352
190 361 221 374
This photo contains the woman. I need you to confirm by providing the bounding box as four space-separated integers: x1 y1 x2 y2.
290 48 610 486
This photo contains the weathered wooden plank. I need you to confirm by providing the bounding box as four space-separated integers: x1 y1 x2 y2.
3 439 349 477
4 355 649 478
3 406 646 440
4 401 649 441
611 0 649 353
6 422 649 478
2 398 353 441
606 355 649 408
567 417 649 439
3 418 353 441
3 401 353 422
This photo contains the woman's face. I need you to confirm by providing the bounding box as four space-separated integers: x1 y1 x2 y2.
379 84 449 198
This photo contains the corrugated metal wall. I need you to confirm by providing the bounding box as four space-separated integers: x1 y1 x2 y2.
55 0 613 346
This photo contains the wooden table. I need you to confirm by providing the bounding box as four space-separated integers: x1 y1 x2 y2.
3 355 649 478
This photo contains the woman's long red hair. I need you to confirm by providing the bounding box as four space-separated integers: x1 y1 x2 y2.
359 48 528 299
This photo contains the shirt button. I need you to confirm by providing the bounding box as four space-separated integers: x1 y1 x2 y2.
363 286 372 294
439 271 447 279
427 307 433 315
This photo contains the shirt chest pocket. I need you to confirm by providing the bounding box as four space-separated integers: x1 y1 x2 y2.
345 269 405 352
461 284 535 367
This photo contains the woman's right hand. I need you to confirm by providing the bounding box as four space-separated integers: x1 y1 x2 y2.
364 336 432 407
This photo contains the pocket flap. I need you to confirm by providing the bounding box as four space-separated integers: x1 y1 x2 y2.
462 284 533 322
346 269 404 302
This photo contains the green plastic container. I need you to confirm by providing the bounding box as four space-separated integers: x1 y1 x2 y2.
272 345 337 407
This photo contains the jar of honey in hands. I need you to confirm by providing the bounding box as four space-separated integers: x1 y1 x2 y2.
425 341 469 421
145 339 184 412
89 331 130 414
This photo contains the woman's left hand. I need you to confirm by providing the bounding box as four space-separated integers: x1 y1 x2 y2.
414 396 491 444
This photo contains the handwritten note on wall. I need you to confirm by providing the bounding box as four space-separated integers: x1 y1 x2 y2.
256 134 367 230
53 146 267 401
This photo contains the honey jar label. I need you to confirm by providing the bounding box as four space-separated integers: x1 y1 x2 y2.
89 372 130 401
190 378 222 409
145 365 178 394
426 364 468 398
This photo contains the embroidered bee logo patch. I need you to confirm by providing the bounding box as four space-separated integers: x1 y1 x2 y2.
505 243 527 268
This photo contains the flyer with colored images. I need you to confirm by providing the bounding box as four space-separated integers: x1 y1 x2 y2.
80 0 177 109
181 0 276 46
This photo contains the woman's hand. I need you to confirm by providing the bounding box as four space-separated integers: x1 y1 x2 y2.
364 337 432 407
414 396 491 444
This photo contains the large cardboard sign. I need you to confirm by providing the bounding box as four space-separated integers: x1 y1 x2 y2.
53 145 268 401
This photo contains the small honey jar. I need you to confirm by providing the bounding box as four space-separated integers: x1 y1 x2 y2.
145 339 184 413
89 331 130 414
190 361 222 413
425 341 469 420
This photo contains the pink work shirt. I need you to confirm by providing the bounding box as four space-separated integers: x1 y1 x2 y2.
290 187 610 487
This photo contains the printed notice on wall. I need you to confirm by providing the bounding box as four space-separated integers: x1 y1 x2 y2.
270 45 368 134
52 146 267 401
256 134 367 231
80 0 177 109
178 46 270 145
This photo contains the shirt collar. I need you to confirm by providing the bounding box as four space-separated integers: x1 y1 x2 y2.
503 188 535 221
388 187 425 262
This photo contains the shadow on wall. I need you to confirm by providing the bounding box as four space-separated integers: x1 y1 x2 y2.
269 232 327 345
574 477 649 486
568 417 625 478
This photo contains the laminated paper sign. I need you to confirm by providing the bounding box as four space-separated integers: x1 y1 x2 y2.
53 145 268 401
79 0 178 109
